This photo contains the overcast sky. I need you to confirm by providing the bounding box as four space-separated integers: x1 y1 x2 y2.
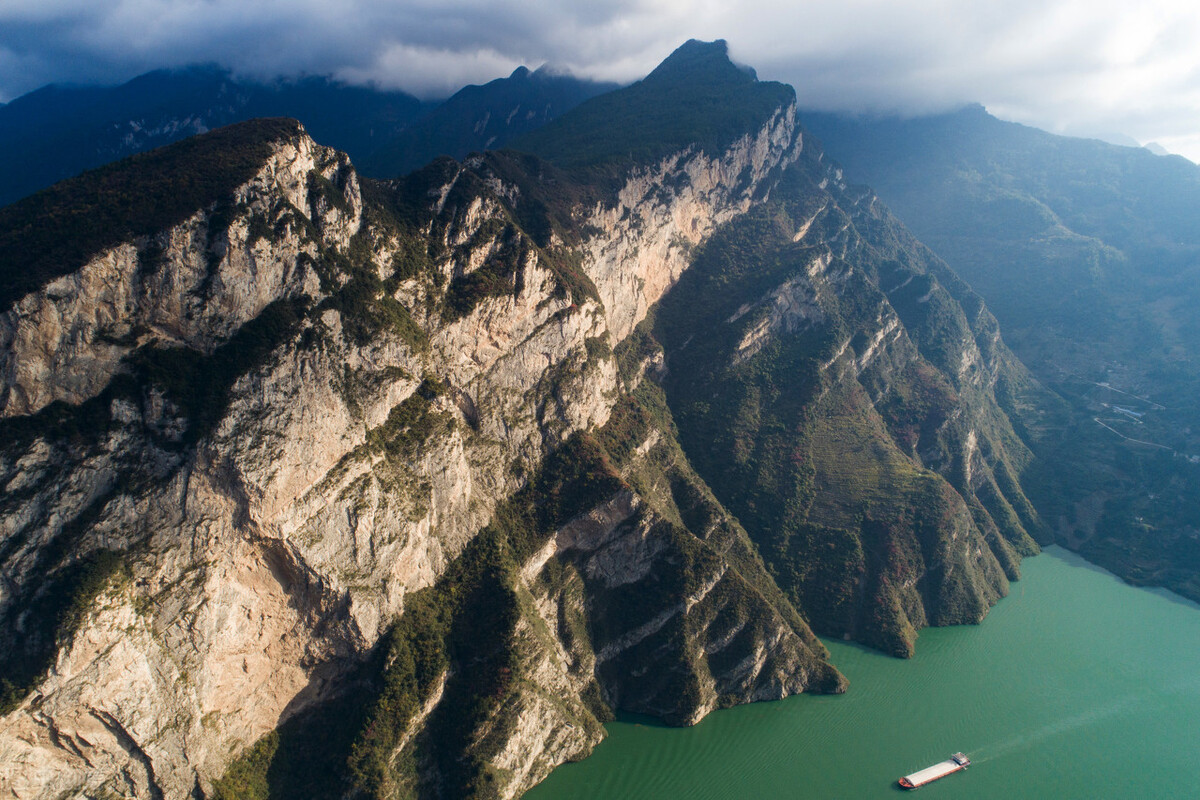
3 0 1199 160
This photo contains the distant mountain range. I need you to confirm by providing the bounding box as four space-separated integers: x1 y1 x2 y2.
0 67 428 207
803 105 1200 599
0 64 614 207
360 65 616 178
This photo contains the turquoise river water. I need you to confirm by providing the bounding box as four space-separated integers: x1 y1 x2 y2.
526 547 1200 798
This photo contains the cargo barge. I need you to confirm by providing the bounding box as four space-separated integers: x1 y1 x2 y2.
898 753 970 789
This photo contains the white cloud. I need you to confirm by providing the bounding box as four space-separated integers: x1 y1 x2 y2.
1 0 1199 160
335 44 524 97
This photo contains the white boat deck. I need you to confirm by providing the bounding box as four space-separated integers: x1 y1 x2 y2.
903 759 962 787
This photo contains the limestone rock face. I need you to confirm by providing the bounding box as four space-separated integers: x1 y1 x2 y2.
0 51 1047 795
0 134 351 419
581 104 802 343
0 108 830 799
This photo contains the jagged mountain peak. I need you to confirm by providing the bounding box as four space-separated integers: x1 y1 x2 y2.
532 62 577 79
507 63 584 83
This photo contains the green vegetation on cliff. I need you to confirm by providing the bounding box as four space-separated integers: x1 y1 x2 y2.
590 366 845 704
645 159 1041 655
365 150 602 315
217 379 847 797
215 435 625 799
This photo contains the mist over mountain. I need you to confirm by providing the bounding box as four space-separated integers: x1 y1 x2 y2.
803 105 1200 600
5 1 1200 162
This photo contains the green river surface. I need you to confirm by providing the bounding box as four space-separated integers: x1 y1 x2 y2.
526 547 1200 798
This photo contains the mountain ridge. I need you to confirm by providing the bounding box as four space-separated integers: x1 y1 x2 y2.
1 42 1048 798
802 105 1200 603
0 62 617 210
361 65 617 179
512 39 795 172
0 66 431 208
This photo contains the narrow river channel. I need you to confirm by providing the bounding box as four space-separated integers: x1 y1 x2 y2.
527 547 1200 799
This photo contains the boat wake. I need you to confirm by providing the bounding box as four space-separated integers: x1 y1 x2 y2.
968 695 1139 763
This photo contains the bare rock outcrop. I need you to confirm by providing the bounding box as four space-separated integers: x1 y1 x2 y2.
0 104 823 799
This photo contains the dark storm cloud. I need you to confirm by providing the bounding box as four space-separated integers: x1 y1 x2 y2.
2 1 1198 159
0 0 656 98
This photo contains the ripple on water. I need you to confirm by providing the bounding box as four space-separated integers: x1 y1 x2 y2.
527 548 1200 799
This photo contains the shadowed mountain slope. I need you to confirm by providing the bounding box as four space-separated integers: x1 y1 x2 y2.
0 66 431 208
360 66 616 179
803 106 1200 601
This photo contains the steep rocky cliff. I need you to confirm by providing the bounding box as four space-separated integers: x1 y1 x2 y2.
652 154 1049 656
801 107 1200 603
0 40 1044 799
